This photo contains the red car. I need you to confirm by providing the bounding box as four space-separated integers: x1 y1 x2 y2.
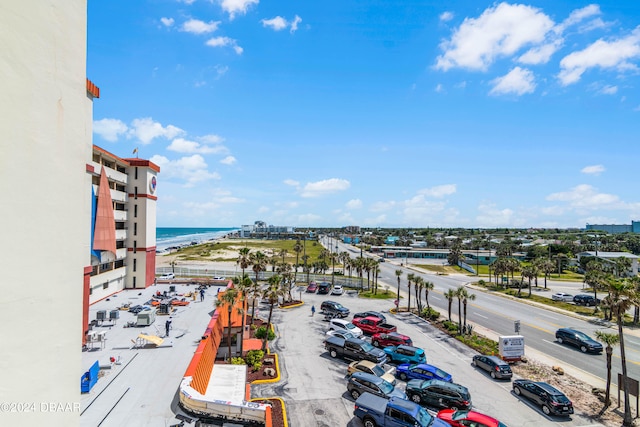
371 332 412 348
437 409 506 427
306 282 318 293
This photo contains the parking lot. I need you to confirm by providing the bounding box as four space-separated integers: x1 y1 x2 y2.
251 286 606 426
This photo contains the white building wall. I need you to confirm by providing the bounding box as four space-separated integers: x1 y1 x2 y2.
0 2 87 425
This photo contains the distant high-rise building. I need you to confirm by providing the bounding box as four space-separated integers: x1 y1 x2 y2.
586 221 640 234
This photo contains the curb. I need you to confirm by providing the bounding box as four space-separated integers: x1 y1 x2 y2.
252 353 281 384
250 396 289 427
280 302 304 309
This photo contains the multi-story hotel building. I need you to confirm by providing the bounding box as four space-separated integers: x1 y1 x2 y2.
1 2 158 424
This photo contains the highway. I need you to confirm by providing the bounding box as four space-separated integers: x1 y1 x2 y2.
320 235 640 385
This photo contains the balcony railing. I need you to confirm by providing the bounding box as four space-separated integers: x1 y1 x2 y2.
91 161 128 185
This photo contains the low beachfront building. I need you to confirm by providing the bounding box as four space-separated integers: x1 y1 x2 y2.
576 251 639 276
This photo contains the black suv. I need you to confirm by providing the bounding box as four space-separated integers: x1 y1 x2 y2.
318 282 331 294
573 294 600 306
513 379 573 416
472 355 512 380
405 379 471 410
320 300 350 318
555 328 603 353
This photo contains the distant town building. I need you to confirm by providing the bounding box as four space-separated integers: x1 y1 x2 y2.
240 220 295 238
585 221 640 234
576 251 639 276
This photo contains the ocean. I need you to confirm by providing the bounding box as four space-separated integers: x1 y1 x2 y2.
156 227 238 251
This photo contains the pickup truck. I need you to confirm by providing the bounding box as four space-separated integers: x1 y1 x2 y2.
324 336 387 365
353 392 449 427
352 316 397 335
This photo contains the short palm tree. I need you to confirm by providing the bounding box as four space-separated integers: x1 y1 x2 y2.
261 274 285 351
455 286 465 334
594 330 620 411
292 239 303 282
413 276 424 313
232 274 252 354
423 280 434 310
237 247 251 278
461 288 476 333
444 289 456 322
215 286 241 359
395 270 403 309
406 273 415 312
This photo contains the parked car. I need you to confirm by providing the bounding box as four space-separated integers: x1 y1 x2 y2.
329 318 363 338
384 345 426 364
318 282 331 294
353 311 387 323
573 294 601 306
347 371 406 401
324 336 388 364
320 300 350 318
212 276 226 281
325 330 357 341
306 282 318 293
331 284 344 295
352 316 397 335
437 409 506 427
354 392 448 427
405 379 472 410
555 328 603 353
396 363 452 382
372 332 412 348
159 273 175 280
551 292 574 302
347 360 397 385
471 355 513 380
512 379 573 416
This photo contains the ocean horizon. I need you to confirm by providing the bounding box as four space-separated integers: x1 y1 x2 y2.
156 227 238 251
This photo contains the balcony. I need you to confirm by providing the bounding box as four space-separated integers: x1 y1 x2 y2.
110 189 127 203
116 248 128 260
91 161 127 185
115 229 127 241
114 210 127 221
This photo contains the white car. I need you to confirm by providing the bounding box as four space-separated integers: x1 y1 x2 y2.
325 330 357 341
551 292 574 302
159 273 175 280
331 284 344 295
328 318 363 338
212 276 226 281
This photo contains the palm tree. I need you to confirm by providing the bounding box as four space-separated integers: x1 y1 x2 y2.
406 273 415 313
246 279 262 326
261 274 285 351
395 270 403 309
462 288 476 333
232 274 252 355
423 280 434 310
413 276 424 313
594 330 620 411
329 252 338 286
237 247 251 279
278 248 288 264
602 277 638 426
276 262 293 301
292 239 303 282
215 286 240 359
444 289 456 322
455 286 465 334
250 251 267 284
268 254 278 272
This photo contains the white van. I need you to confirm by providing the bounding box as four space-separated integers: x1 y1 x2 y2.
328 318 363 338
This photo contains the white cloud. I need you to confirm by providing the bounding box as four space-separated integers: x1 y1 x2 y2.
418 184 456 198
300 178 350 197
220 0 258 20
556 4 601 33
261 16 287 31
181 19 220 34
199 134 225 144
346 199 362 209
440 11 454 22
370 201 395 212
475 202 516 227
435 3 554 71
435 83 444 93
160 17 175 27
128 117 184 144
261 15 302 33
283 179 299 187
178 0 196 4
220 156 236 165
599 85 618 95
206 36 243 54
150 154 220 187
581 164 605 175
93 118 128 142
290 15 302 33
401 195 459 225
558 27 640 86
167 137 226 154
518 40 562 64
489 67 536 96
546 184 620 210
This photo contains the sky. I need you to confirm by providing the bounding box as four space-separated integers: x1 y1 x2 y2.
88 1 640 229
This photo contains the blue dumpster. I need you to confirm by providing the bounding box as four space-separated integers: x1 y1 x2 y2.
81 361 100 393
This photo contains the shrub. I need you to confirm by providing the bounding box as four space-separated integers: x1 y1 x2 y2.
421 307 440 320
478 279 486 286
254 326 276 341
251 361 262 372
230 357 246 365
442 320 458 332
245 350 264 367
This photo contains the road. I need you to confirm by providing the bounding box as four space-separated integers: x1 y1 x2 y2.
321 236 640 386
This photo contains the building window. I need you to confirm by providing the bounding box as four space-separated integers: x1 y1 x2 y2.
134 222 137 236
133 258 137 272
89 287 93 295
135 167 138 180
133 276 137 287
133 241 137 253
134 204 138 218
134 186 138 199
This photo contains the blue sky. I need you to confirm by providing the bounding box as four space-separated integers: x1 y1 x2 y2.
88 1 640 229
